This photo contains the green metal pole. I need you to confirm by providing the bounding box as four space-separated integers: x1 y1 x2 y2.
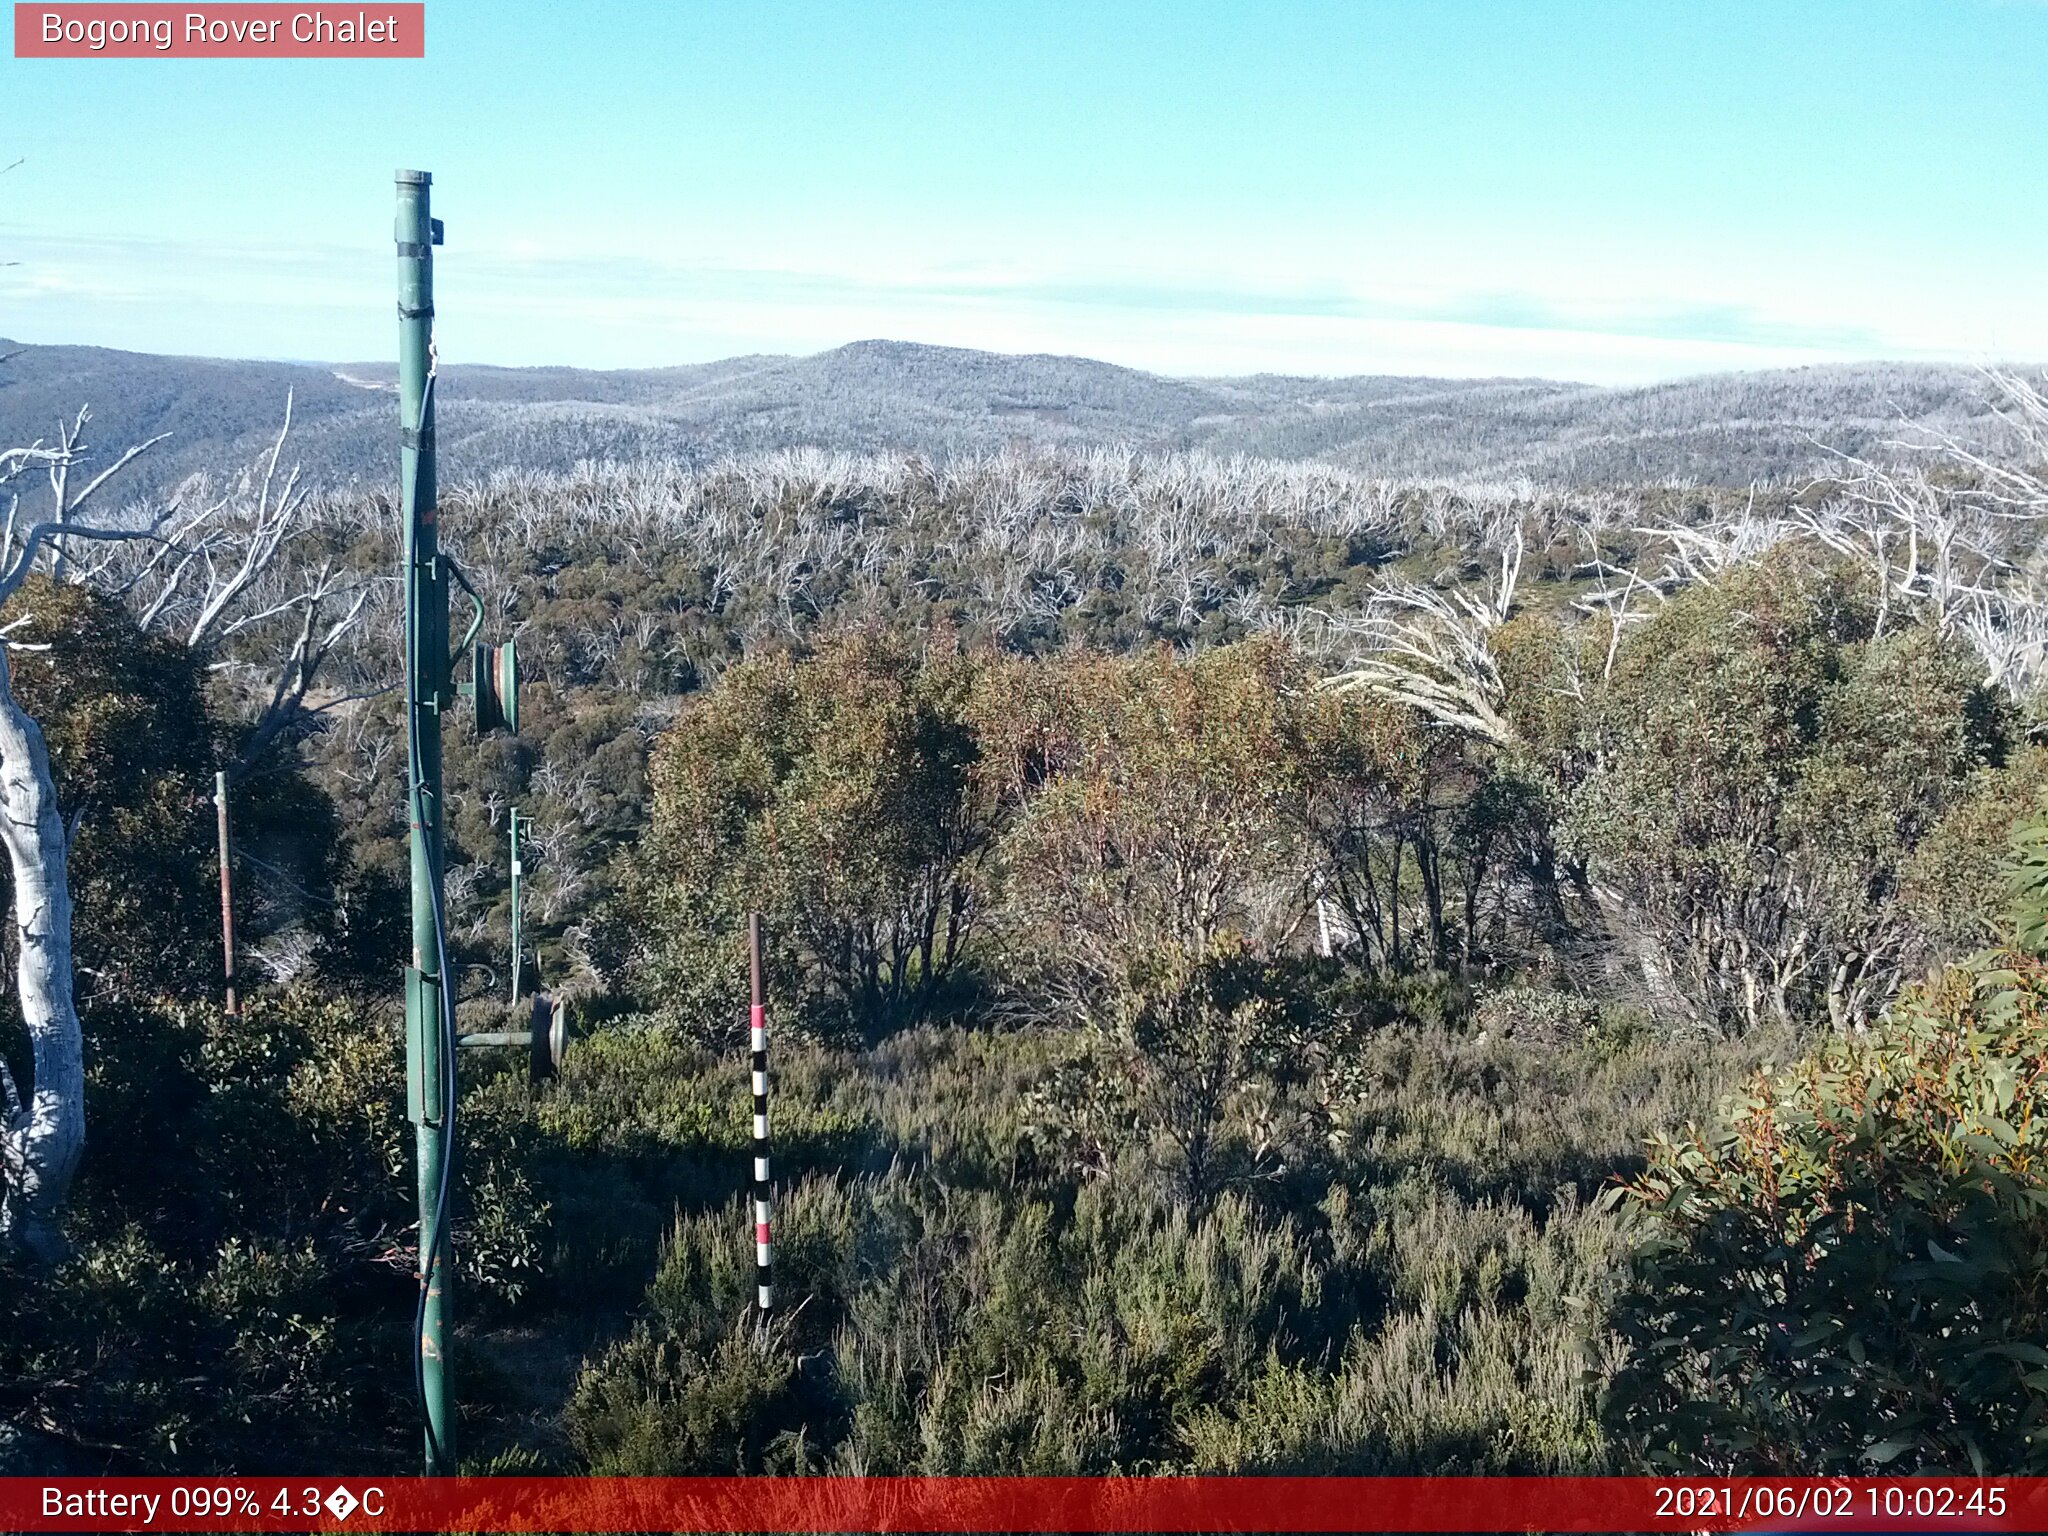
396 167 453 1476
508 808 524 1005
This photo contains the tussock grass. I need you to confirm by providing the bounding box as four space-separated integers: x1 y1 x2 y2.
557 1014 1777 1474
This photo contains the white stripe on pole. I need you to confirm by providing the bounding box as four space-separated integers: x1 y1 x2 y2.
751 1027 766 1052
757 1241 772 1265
754 1157 770 1181
753 1113 769 1139
752 1070 768 1096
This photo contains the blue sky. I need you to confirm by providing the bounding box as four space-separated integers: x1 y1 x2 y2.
3 0 2043 383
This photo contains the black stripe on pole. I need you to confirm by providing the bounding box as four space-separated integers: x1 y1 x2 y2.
749 912 773 1314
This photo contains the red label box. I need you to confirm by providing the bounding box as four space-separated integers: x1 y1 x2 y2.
14 3 424 57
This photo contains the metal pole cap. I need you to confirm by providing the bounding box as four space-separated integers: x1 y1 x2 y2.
396 169 432 185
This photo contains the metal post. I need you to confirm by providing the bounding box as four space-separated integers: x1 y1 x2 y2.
508 808 524 1005
214 770 237 1016
748 913 774 1319
396 167 454 1476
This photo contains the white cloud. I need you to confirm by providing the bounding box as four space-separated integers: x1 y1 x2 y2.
0 227 2033 386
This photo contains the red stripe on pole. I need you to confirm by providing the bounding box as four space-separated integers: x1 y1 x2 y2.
0 1477 2041 1532
755 1221 773 1243
750 1003 766 1028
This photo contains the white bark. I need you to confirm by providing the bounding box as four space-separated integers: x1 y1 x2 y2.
0 433 171 1261
0 645 80 1262
0 396 338 1255
1320 538 1524 748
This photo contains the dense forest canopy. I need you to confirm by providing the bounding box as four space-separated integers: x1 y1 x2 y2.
0 367 2045 1473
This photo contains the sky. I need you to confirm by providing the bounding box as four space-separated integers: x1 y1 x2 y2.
2 0 2044 384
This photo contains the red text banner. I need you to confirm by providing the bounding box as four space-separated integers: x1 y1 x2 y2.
1 1476 2043 1533
14 5 424 57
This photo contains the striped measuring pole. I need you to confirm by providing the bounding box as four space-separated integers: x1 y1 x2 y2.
747 912 774 1316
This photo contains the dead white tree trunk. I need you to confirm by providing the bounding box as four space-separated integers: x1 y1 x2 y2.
0 397 351 1256
1319 528 1525 747
0 430 172 1259
0 645 78 1261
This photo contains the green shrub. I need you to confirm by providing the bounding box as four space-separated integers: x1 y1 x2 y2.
561 1005 1773 1477
616 630 1002 1043
1555 557 2012 1030
979 640 1312 1017
0 575 215 1013
569 1317 820 1474
1 988 561 1470
1020 944 1327 1201
1606 832 2048 1471
1471 983 1600 1045
0 1219 401 1470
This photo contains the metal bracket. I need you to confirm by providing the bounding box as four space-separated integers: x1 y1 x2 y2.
404 965 443 1126
441 556 487 663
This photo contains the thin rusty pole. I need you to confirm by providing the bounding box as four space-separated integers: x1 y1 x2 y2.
214 770 237 1016
748 913 774 1317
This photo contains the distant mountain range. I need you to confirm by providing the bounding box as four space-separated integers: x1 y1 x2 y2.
0 336 2018 503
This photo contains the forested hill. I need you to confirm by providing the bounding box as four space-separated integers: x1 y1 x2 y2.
0 334 2016 500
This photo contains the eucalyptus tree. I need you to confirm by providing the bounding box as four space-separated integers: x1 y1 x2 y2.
0 400 365 1258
